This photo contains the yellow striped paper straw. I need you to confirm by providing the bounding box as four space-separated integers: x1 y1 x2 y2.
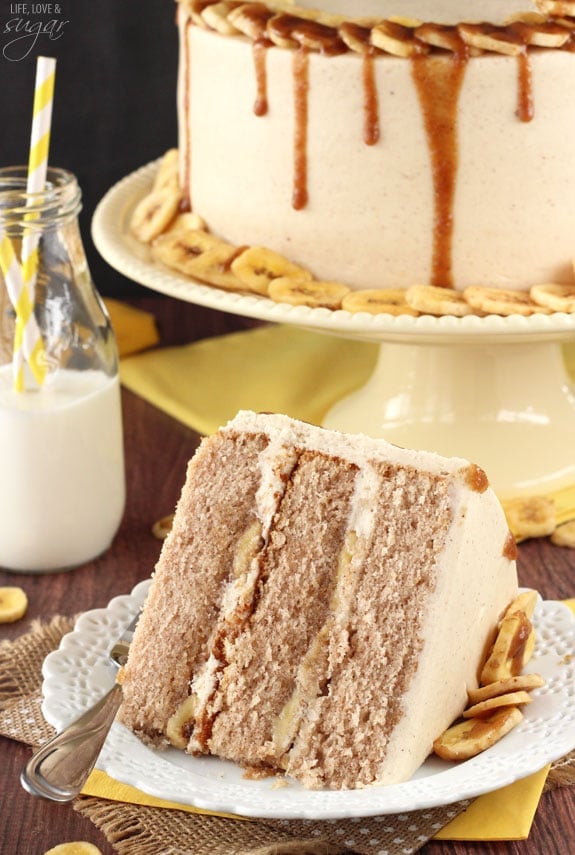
18 55 56 389
0 228 26 390
26 56 56 196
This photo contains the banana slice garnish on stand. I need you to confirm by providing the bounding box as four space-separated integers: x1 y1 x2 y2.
463 286 551 316
342 288 418 316
152 229 245 292
152 148 180 192
406 284 473 317
269 277 350 309
530 283 575 312
231 246 312 296
130 186 182 243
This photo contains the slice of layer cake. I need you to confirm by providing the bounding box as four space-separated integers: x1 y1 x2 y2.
120 411 518 789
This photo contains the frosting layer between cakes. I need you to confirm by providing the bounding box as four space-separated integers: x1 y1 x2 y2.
120 411 518 789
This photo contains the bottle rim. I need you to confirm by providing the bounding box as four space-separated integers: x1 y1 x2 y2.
0 166 82 234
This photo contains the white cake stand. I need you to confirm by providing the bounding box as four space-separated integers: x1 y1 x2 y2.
92 161 575 500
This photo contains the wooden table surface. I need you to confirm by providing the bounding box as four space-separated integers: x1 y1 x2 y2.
1 295 574 855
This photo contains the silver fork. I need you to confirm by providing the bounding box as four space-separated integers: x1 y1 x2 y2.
20 610 140 802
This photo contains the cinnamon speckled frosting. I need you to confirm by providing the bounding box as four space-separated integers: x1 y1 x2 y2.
175 0 575 293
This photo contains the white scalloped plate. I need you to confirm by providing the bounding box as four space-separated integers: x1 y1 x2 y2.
92 161 575 346
41 581 575 819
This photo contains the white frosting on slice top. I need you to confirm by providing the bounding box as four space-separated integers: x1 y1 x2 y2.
225 410 476 480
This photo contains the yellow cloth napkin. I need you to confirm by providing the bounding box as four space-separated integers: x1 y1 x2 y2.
434 766 550 841
120 323 378 434
82 770 246 821
104 298 160 358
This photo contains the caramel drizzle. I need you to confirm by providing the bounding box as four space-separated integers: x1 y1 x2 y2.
411 51 468 288
292 48 309 211
517 51 534 122
362 51 380 146
252 40 269 116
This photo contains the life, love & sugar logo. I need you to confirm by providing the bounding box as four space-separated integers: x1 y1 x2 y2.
2 3 69 61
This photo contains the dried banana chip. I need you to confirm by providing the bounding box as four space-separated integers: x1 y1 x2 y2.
468 673 545 706
164 211 207 236
342 288 417 316
152 230 244 291
504 589 538 620
43 844 103 855
464 286 550 316
371 20 426 56
535 0 575 16
463 689 533 719
433 707 523 761
269 278 350 309
201 1 239 35
550 519 575 548
530 283 575 312
406 284 473 317
505 496 556 540
231 246 312 296
153 148 180 192
130 187 182 244
152 514 174 540
166 695 197 749
0 586 28 623
480 610 533 685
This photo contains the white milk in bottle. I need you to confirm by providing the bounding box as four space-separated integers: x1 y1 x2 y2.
0 367 125 571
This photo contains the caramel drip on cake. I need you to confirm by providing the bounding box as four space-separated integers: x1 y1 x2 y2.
238 4 274 116
362 51 380 146
516 51 534 122
292 48 309 211
411 52 468 288
340 22 381 145
267 13 348 210
252 40 269 116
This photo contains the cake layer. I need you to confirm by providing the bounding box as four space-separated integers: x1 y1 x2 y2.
177 3 575 291
120 411 518 789
119 429 268 741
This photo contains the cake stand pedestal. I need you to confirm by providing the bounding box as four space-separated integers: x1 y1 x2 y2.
323 337 575 500
92 160 575 501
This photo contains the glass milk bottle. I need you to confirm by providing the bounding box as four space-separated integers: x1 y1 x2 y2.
0 166 125 573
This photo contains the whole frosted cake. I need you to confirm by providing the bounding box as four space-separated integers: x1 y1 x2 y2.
120 411 519 789
130 0 575 315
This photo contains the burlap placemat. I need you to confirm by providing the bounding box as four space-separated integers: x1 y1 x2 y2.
2 617 573 855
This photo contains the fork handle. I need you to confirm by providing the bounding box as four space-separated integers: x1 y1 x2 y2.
21 683 122 802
